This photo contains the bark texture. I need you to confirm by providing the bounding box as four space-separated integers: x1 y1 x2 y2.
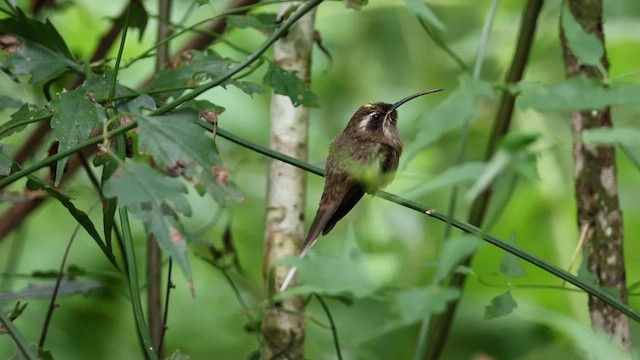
560 0 630 349
261 3 316 359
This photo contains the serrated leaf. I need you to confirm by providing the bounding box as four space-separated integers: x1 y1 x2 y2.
103 162 193 281
128 0 148 40
186 99 225 114
147 50 241 97
0 96 23 110
583 127 640 147
81 70 135 102
25 175 118 268
226 79 264 97
408 74 494 161
4 39 78 84
404 0 445 31
227 13 277 31
0 104 52 140
403 161 486 198
484 290 517 319
0 279 102 301
0 9 75 59
263 63 318 107
137 108 242 203
0 143 12 176
49 88 107 184
392 286 460 326
500 235 525 278
435 234 480 283
561 3 604 67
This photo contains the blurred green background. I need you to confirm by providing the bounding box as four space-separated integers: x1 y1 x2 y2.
1 0 639 359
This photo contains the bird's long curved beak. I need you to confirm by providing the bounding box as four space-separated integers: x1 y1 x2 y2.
387 88 444 115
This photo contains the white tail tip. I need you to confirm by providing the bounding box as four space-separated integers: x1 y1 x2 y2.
279 266 298 292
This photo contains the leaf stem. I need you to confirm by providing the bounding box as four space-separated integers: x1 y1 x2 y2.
0 307 36 360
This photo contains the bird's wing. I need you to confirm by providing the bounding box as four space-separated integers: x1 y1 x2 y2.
298 181 365 257
321 182 365 235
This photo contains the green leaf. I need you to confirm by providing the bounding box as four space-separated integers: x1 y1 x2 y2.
435 234 480 283
499 235 525 278
25 175 118 268
583 127 640 147
0 279 102 301
49 88 107 184
0 104 52 140
404 0 445 31
466 133 539 201
392 286 460 326
136 106 243 204
0 144 13 176
402 161 486 198
226 79 265 97
227 13 278 32
517 76 606 112
128 0 148 40
408 74 494 160
4 38 78 84
263 63 318 107
0 9 75 59
577 257 597 286
484 290 517 319
103 162 193 282
561 2 604 67
280 227 385 299
147 50 260 97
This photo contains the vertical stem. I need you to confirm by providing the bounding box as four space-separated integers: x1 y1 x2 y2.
261 2 316 358
421 1 544 359
560 0 630 349
148 0 172 357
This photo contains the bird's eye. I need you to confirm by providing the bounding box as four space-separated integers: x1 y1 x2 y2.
371 113 382 122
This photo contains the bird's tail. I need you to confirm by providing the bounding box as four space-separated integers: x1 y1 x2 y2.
280 266 298 292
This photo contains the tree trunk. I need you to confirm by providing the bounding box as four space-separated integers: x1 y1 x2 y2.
560 0 630 349
262 3 316 359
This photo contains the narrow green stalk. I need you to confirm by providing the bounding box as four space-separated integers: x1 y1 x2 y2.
108 0 133 103
0 308 36 360
315 295 343 360
212 125 640 324
120 208 158 360
416 3 500 357
0 122 136 189
149 0 324 116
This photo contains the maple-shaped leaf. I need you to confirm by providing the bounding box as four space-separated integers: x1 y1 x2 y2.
103 162 193 283
263 63 318 107
49 88 107 184
146 50 263 97
4 39 78 84
0 103 52 140
135 105 244 204
0 10 79 84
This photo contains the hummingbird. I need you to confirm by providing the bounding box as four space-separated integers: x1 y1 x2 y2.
280 89 443 291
